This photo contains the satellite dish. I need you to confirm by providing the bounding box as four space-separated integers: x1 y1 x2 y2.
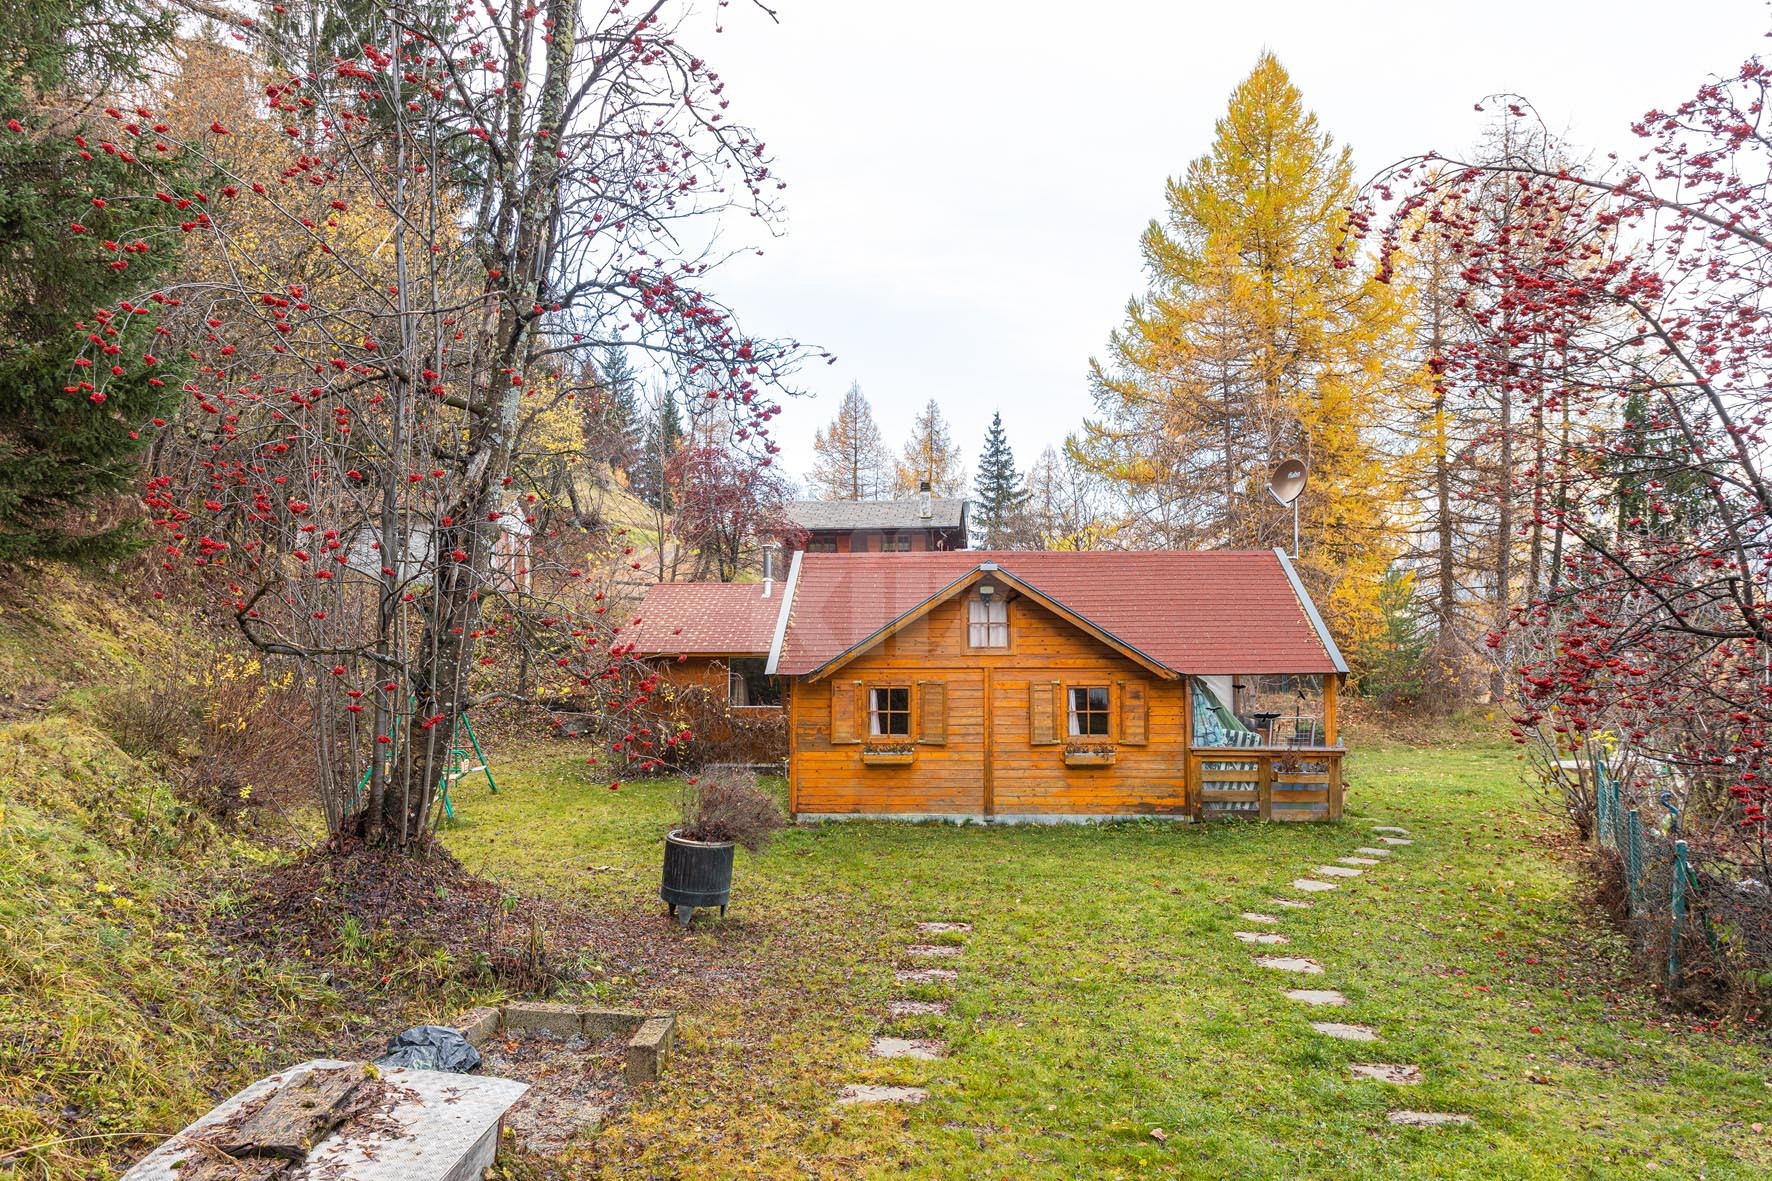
1268 458 1308 506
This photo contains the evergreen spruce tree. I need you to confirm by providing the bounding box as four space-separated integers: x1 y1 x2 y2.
594 345 641 480
972 411 1030 549
634 389 684 512
0 1 182 563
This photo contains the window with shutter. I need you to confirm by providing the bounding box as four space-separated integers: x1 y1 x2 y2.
1120 680 1149 745
917 680 947 744
1029 681 1060 745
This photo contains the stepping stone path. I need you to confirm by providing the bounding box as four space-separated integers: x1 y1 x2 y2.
1230 819 1434 1119
1255 955 1324 974
894 967 957 984
1388 1111 1476 1128
869 1037 945 1061
846 921 972 1105
1311 1021 1379 1042
839 1084 927 1105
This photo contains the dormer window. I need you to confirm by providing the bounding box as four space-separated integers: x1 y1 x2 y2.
968 592 1009 648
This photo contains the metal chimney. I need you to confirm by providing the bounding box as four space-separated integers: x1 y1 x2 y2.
762 545 775 597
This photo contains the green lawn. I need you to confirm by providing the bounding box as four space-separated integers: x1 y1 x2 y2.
443 740 1772 1180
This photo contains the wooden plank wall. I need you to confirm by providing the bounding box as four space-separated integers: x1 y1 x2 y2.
791 594 1190 816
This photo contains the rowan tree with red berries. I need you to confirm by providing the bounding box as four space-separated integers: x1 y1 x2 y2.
67 1 815 849
1364 56 1772 880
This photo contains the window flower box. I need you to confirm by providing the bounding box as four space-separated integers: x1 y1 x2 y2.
862 744 916 766
1064 744 1116 767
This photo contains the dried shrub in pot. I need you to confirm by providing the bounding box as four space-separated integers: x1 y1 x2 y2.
676 770 786 852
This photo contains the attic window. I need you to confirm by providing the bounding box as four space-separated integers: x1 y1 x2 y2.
968 595 1008 648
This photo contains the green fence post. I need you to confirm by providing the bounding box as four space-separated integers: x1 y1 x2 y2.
1669 839 1689 989
1596 761 1610 846
1627 808 1643 916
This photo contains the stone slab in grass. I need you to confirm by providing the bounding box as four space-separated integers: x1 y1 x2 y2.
123 1059 527 1181
869 1036 946 1060
1270 898 1314 908
1314 865 1362 878
1378 836 1414 846
1354 847 1393 857
1351 1063 1422 1084
1291 879 1338 892
889 999 949 1017
1239 912 1280 924
1233 931 1289 945
916 922 972 934
895 967 958 984
905 944 961 958
1311 1021 1380 1042
1255 955 1324 974
1373 826 1411 835
1339 857 1381 866
839 1084 928 1105
1388 1111 1476 1128
1285 989 1348 1005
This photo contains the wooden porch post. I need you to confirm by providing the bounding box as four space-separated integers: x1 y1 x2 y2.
1325 674 1339 747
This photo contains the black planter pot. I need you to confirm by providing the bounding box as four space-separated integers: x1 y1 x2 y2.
661 830 736 927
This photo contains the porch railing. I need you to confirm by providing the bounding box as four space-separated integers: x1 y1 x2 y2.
1190 746 1344 822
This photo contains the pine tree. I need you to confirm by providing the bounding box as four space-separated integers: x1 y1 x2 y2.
587 345 641 480
972 411 1030 549
1078 52 1408 649
806 382 890 500
633 389 684 512
893 399 967 497
0 1 182 563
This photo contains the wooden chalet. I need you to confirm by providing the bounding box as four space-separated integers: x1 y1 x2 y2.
783 485 969 554
635 549 1349 822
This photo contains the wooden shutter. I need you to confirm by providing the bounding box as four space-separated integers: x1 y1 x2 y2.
1120 680 1149 746
1030 681 1060 745
917 680 947 745
831 680 863 744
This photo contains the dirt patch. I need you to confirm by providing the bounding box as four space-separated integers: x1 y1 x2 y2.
478 1031 628 1154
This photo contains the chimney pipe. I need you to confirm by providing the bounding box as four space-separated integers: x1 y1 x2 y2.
762 545 775 597
918 479 933 520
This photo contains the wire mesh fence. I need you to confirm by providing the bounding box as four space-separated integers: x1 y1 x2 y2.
1593 756 1719 993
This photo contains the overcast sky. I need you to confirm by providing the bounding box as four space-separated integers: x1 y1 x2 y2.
694 0 1768 494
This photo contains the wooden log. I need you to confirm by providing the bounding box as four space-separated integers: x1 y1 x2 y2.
215 1065 366 1161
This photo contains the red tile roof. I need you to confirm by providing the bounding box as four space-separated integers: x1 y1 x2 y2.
771 550 1342 676
629 581 785 656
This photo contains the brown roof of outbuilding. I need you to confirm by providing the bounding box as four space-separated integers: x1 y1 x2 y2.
769 549 1344 677
629 581 785 656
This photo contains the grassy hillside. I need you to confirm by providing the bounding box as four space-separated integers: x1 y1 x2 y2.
0 569 430 1179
